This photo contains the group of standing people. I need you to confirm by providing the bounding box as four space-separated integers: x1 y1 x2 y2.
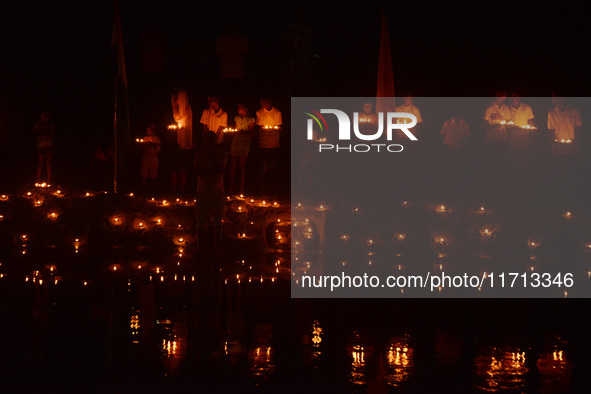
350 94 584 201
135 90 283 252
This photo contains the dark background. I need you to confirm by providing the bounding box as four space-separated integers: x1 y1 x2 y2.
1 0 589 192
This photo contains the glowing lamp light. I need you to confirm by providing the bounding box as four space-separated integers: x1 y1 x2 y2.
136 138 144 143
555 139 573 144
0 195 8 201
479 227 496 241
435 236 450 248
394 233 406 241
475 205 489 214
436 204 448 214
562 211 573 219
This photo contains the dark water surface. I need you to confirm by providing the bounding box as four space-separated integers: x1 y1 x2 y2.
0 248 588 393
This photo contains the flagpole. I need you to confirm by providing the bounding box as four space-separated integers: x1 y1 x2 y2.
112 0 127 194
113 73 118 194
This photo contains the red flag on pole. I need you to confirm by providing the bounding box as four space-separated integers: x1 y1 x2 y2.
111 0 127 89
376 11 395 113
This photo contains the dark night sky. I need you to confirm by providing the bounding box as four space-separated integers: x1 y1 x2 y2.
0 0 589 189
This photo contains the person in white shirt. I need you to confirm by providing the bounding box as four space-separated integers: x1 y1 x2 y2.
547 94 583 199
548 94 582 154
394 95 423 138
256 98 282 195
478 92 511 196
507 94 536 191
483 93 511 142
200 96 228 146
